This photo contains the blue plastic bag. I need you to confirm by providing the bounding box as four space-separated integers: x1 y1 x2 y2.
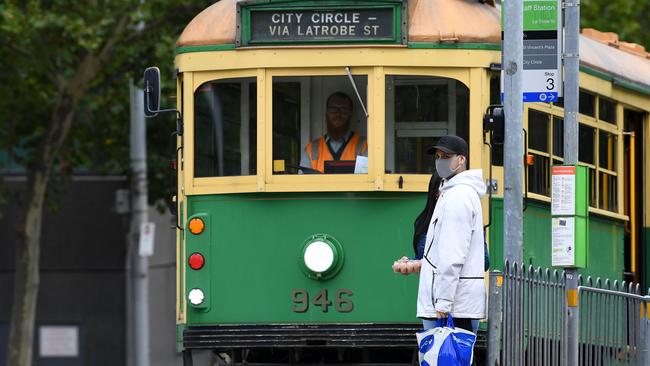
416 315 476 366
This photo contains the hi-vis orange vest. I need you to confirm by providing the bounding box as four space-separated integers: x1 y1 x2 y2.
306 133 368 173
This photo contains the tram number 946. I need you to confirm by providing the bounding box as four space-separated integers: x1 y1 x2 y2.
291 288 353 313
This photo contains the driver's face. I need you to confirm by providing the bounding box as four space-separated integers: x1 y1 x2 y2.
326 96 352 130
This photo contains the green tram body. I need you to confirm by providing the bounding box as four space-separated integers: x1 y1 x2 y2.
185 192 422 324
169 0 650 363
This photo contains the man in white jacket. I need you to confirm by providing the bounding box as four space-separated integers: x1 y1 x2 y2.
417 135 486 332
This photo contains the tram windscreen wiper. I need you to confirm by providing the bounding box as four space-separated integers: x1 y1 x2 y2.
345 66 369 117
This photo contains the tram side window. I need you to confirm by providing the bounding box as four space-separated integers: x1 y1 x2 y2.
194 78 257 178
527 110 550 195
272 75 368 175
598 97 617 125
578 124 597 206
385 76 469 174
579 90 596 117
598 131 617 211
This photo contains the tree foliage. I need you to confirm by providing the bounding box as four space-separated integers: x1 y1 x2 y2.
0 1 214 364
1 0 211 189
582 0 650 48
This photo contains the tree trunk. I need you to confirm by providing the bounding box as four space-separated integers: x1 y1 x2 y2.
4 16 129 365
6 89 79 366
6 170 48 366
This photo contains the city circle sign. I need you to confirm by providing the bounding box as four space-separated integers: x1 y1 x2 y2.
237 1 407 46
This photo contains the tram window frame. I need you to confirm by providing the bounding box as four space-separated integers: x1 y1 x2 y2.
526 109 551 196
270 74 369 176
579 90 596 118
384 75 470 175
188 70 260 194
526 91 623 215
266 68 376 189
598 97 617 125
193 77 257 178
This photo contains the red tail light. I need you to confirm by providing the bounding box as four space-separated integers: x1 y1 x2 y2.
188 253 205 270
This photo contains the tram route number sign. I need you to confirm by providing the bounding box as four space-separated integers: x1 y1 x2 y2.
237 2 406 46
502 0 563 103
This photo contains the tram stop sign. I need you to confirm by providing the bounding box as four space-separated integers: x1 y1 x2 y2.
502 0 563 103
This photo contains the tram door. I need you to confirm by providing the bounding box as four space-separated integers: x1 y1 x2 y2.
623 109 644 284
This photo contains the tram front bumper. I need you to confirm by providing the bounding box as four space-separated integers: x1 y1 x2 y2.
183 323 423 349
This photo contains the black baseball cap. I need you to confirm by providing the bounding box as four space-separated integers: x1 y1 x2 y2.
427 135 469 157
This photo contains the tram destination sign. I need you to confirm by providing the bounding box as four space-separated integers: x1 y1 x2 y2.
237 1 406 46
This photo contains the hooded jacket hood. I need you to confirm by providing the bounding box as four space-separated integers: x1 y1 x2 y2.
440 169 486 198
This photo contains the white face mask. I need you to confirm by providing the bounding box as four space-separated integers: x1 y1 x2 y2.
435 155 462 179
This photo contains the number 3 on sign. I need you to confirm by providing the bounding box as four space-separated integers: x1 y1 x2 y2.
291 288 353 313
546 78 555 91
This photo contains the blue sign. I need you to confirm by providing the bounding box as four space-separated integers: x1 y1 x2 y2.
501 92 559 103
524 92 559 102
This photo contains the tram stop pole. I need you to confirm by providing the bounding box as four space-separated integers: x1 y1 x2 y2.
502 0 524 265
564 0 581 364
129 81 151 366
490 3 524 365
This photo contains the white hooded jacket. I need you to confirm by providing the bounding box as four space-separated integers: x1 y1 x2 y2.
417 169 487 319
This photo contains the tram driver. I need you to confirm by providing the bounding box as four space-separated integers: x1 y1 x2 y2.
300 92 368 174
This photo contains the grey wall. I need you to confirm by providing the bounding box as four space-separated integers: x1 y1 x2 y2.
0 176 182 366
0 177 129 366
148 206 182 366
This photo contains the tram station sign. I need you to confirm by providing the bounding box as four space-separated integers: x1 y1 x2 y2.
522 0 562 103
502 0 563 103
237 1 407 46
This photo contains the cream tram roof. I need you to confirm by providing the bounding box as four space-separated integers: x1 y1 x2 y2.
177 0 650 92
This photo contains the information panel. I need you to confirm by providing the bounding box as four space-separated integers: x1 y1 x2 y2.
39 326 79 357
551 165 576 216
550 165 589 268
552 217 575 266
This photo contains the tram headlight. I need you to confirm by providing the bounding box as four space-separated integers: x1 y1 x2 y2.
304 241 335 273
300 234 344 280
188 288 205 305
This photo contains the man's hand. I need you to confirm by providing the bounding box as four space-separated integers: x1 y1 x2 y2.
436 311 448 318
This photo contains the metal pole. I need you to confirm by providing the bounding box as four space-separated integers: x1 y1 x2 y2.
487 271 503 365
564 0 580 364
503 0 524 264
640 292 650 366
130 81 150 366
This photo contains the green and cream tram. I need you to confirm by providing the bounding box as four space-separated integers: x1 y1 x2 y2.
147 0 650 364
